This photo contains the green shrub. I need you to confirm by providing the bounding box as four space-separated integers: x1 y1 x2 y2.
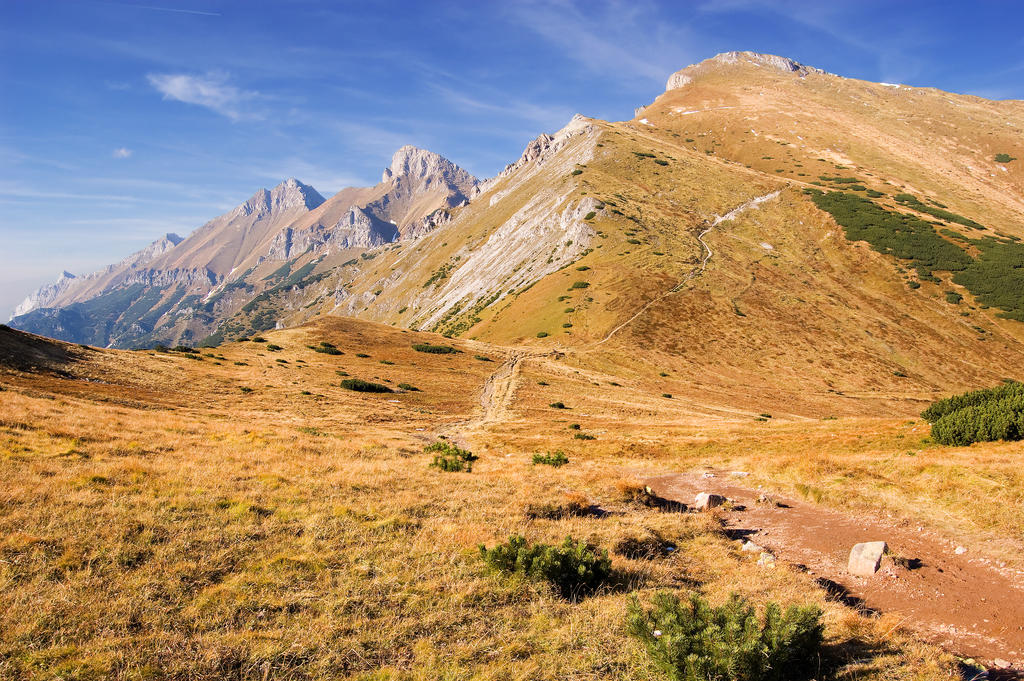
412 343 457 354
628 592 824 681
340 378 392 393
922 382 1024 445
995 153 1016 163
945 291 963 304
474 354 492 362
355 353 371 358
549 401 567 409
532 451 569 467
312 341 343 355
804 189 971 279
238 387 253 394
571 169 583 176
426 441 477 472
536 331 549 338
397 382 419 391
266 344 283 352
479 535 612 599
569 281 590 289
654 159 669 166
574 432 595 440
251 337 267 342
584 211 597 220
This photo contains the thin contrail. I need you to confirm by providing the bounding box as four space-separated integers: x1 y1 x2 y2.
102 2 221 16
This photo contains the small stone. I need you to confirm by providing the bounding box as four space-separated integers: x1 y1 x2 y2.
694 492 726 510
954 546 967 555
741 540 763 553
993 658 1010 669
848 541 888 577
757 552 776 567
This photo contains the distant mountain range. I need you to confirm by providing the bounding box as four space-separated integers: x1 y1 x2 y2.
10 51 1024 405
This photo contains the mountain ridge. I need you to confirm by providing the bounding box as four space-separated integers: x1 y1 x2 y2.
8 52 1024 417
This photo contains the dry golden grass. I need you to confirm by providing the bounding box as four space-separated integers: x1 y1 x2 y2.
0 320 998 679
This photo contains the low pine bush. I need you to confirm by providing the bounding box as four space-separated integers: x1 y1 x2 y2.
628 592 824 681
532 451 569 467
922 382 1024 445
312 341 342 355
340 378 392 393
412 343 457 354
426 441 478 472
479 535 612 599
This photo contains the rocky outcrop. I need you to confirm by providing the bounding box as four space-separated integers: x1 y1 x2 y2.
414 192 600 331
492 114 593 183
268 207 399 260
666 51 826 90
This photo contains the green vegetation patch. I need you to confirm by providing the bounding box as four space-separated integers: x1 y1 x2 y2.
893 193 985 230
339 378 392 393
412 343 458 354
995 153 1017 163
804 189 971 279
532 450 569 467
952 237 1024 321
628 592 824 681
311 341 343 355
922 382 1024 445
479 535 612 599
426 441 478 472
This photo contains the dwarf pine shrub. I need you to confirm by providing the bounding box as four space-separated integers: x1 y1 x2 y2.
340 378 392 393
426 441 478 472
479 535 612 598
412 343 457 354
628 592 824 681
922 382 1024 445
532 450 569 467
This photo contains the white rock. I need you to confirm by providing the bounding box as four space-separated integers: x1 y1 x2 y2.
694 492 726 511
848 541 888 577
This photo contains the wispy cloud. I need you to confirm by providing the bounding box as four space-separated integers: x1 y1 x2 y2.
503 0 696 87
147 71 258 120
112 147 132 159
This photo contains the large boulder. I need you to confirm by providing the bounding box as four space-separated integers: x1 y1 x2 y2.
694 492 726 511
848 541 888 577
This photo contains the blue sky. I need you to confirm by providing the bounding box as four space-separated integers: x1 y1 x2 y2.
2 0 1023 318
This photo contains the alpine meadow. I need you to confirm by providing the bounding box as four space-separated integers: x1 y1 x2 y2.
3 4 1024 680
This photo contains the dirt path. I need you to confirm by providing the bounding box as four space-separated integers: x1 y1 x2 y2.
647 471 1024 674
477 352 523 424
593 190 780 346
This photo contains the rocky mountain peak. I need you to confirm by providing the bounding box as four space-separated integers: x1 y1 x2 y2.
666 51 825 90
382 146 477 192
234 178 325 219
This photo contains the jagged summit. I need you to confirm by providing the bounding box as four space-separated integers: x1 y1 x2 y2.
235 178 326 218
382 145 477 191
666 51 825 90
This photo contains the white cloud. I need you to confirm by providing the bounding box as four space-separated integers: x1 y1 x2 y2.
113 147 133 159
503 0 696 87
147 71 258 120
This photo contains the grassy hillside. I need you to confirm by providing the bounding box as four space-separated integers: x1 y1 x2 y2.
4 321 1023 678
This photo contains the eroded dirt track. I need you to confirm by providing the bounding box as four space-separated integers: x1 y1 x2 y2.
648 471 1024 673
